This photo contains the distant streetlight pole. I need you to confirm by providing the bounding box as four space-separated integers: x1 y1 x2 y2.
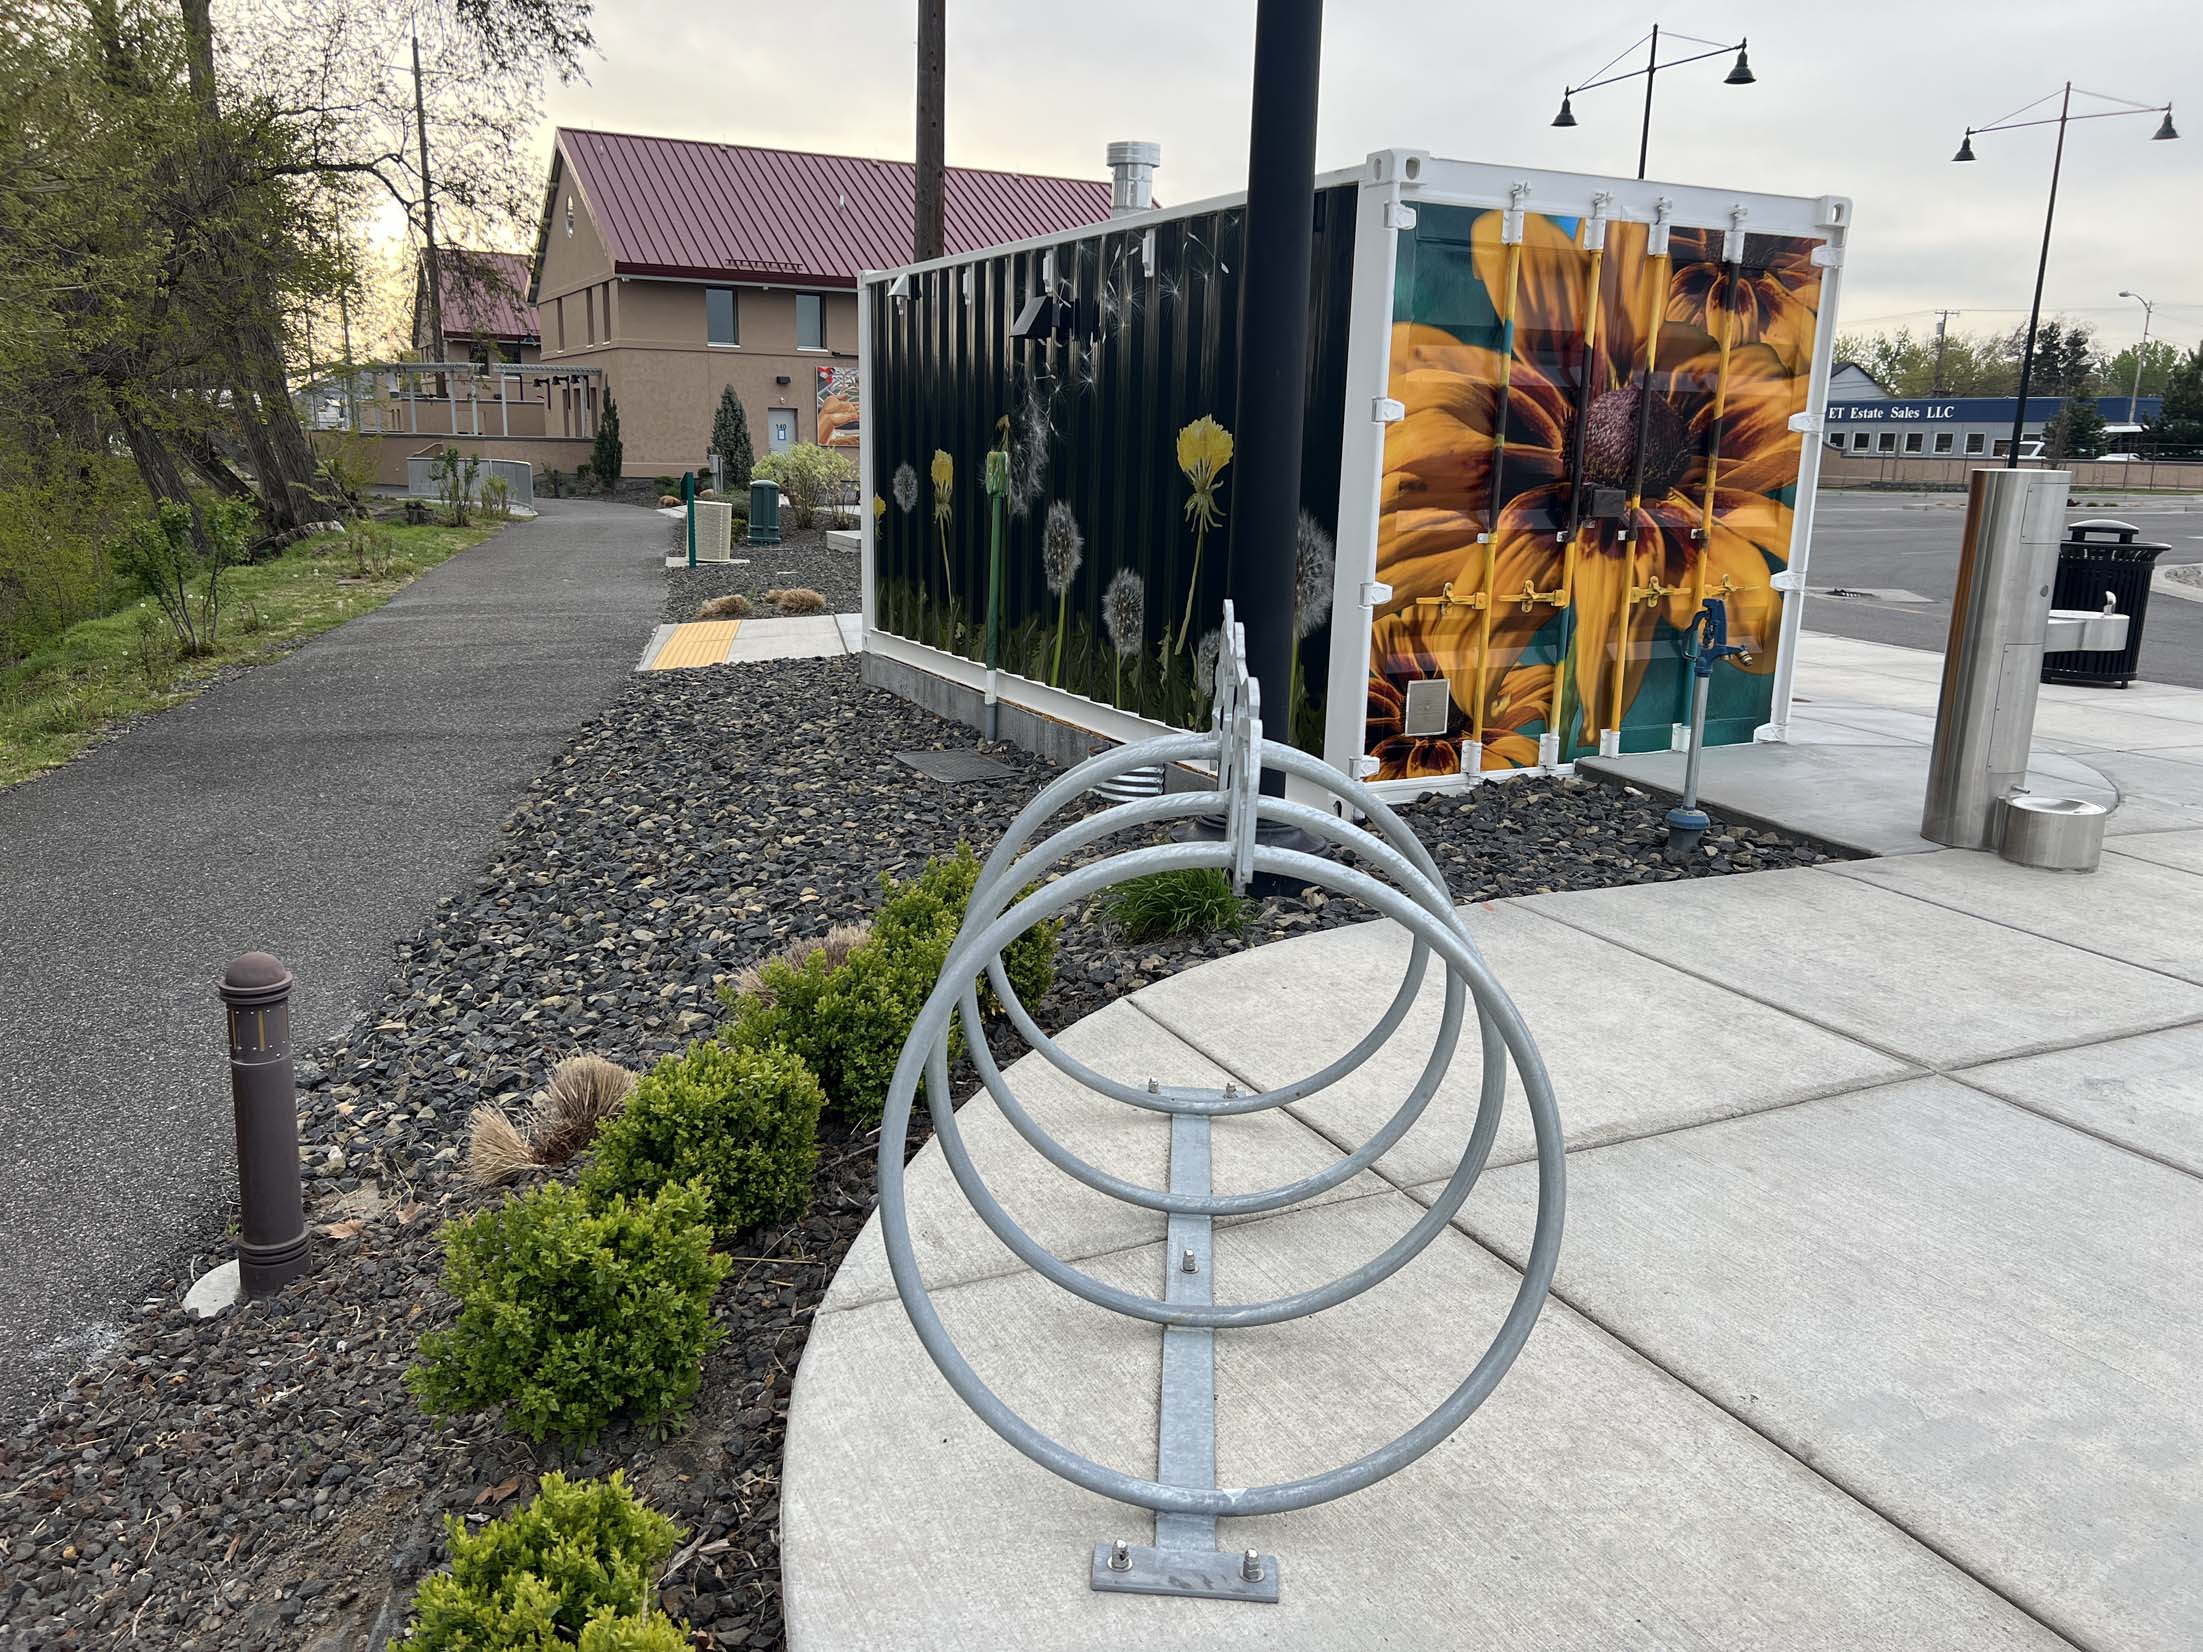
1551 24 1755 181
2118 289 2155 424
1952 83 2177 465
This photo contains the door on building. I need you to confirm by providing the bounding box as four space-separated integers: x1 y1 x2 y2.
768 409 796 452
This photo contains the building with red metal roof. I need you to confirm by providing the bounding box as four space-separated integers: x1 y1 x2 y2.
412 250 543 363
528 127 1117 477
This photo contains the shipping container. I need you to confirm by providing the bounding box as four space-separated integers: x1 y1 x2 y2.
858 148 1850 799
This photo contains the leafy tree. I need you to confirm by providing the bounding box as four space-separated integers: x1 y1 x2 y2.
2147 343 2203 452
2006 317 2100 397
592 391 624 490
709 387 754 491
2042 396 2106 462
1833 326 2014 396
2102 339 2183 410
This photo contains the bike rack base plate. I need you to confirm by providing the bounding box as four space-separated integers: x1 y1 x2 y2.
1088 1543 1281 1604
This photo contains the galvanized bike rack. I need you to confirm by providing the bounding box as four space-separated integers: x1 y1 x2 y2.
876 604 1565 1605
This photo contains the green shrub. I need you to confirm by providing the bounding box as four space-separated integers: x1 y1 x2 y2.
709 385 755 492
1104 867 1254 942
407 1181 727 1444
724 845 1060 1122
481 476 513 521
582 1041 823 1237
390 1470 684 1651
592 395 624 492
113 498 253 657
752 443 856 529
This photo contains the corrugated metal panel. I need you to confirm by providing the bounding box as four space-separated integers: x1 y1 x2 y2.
559 128 1117 287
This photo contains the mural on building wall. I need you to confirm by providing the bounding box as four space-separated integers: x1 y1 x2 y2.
816 365 860 447
869 190 1356 751
1370 207 1824 778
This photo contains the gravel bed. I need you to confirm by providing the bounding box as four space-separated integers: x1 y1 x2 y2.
661 528 862 623
0 657 1824 1651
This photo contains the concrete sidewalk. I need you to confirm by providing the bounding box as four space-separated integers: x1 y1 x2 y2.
783 639 2203 1651
0 499 666 1425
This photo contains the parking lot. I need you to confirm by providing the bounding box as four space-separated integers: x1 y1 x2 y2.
1801 488 2203 687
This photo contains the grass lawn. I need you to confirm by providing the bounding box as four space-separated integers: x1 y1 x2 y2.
0 518 501 790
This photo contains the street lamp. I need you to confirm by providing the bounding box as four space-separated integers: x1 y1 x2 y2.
2118 289 2155 425
1551 24 1754 181
1952 83 2177 465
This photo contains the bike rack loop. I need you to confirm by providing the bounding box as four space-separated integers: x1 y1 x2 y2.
875 606 1566 1603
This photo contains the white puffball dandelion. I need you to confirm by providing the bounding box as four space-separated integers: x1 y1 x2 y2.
1293 509 1336 641
1103 568 1146 659
892 461 918 514
1194 628 1222 700
1042 501 1083 597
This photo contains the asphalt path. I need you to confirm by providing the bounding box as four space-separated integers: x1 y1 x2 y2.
1799 488 2203 687
0 499 667 1425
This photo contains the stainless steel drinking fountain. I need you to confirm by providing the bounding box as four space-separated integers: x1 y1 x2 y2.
1921 467 2128 871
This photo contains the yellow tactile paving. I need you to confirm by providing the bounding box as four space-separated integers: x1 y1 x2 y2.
647 620 740 670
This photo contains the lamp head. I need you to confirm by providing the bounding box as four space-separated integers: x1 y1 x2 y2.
2152 108 2178 141
1724 42 1755 86
1552 91 1577 128
1952 131 1976 163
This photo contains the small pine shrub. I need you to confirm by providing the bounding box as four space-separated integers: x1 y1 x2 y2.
390 1470 684 1651
697 592 751 621
407 1182 727 1444
1104 867 1254 942
582 1041 823 1238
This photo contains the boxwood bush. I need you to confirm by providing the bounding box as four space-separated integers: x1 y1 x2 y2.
407 1182 727 1444
581 1040 823 1238
390 1470 685 1650
724 845 1061 1123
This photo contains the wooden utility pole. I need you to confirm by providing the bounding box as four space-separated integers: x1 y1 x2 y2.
914 0 945 261
412 33 446 367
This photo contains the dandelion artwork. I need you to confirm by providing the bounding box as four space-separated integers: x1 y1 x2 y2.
929 449 954 605
892 461 918 514
873 494 886 521
1172 415 1233 653
1041 500 1083 686
1194 627 1222 708
1103 568 1146 707
1008 375 1054 518
1290 510 1336 739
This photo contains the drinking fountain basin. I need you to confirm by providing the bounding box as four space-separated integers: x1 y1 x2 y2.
2044 604 2128 653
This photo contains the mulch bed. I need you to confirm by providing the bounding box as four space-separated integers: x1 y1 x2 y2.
0 658 1823 1652
661 528 862 623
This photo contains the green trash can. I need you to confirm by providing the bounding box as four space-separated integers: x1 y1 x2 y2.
747 479 781 545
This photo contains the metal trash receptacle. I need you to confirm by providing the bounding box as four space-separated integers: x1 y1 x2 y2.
2043 518 2166 687
747 479 782 546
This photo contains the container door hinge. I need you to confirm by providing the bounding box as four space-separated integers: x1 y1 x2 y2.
1770 570 1804 592
1811 243 1844 268
1503 183 1531 243
1373 396 1404 424
1384 202 1418 231
1350 755 1381 778
1788 411 1821 434
1647 197 1674 257
1722 205 1750 264
1359 580 1393 607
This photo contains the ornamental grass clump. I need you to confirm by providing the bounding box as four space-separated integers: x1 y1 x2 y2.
766 586 826 615
407 1182 727 1445
581 1041 824 1239
389 1470 685 1651
697 592 750 620
1104 867 1255 942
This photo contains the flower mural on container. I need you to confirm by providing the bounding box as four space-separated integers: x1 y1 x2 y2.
929 450 955 605
1009 376 1055 518
1173 415 1233 653
1289 510 1336 747
873 494 886 521
1193 627 1222 707
892 462 918 514
1041 500 1084 686
1373 207 1818 776
1103 568 1146 707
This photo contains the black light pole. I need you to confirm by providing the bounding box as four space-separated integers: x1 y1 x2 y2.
1952 84 2177 466
1553 25 1754 181
1230 0 1321 788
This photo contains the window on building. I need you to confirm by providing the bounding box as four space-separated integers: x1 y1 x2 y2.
585 286 596 344
1934 433 1954 453
1904 431 1924 454
706 287 738 346
1851 431 1870 451
565 195 574 237
1967 433 1987 454
1877 431 1897 453
796 293 825 351
602 282 615 340
555 296 565 351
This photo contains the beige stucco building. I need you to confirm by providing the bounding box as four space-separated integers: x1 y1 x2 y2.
526 128 1118 479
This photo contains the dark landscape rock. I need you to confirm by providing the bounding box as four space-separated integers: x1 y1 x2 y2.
661 527 861 623
0 656 1821 1651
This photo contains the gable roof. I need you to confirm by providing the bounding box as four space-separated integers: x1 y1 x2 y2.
417 249 540 345
1830 359 1894 397
531 128 1118 297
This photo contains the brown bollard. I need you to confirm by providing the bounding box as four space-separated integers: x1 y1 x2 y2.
218 952 312 1297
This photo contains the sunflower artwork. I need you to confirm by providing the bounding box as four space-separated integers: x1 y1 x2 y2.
1368 207 1823 780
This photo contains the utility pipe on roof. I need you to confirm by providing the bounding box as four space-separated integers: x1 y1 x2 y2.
1107 141 1161 216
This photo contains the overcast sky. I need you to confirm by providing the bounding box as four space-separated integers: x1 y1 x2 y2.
538 0 2202 354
